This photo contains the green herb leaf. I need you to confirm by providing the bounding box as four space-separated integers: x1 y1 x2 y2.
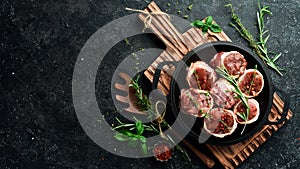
237 112 247 121
191 16 222 33
120 130 135 137
202 25 208 33
141 143 148 155
187 4 193 10
114 133 130 141
175 145 190 161
191 20 204 27
139 136 146 143
136 120 144 135
127 140 138 147
206 16 213 25
210 24 222 33
272 53 282 62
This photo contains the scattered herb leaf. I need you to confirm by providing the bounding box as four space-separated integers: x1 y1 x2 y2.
183 15 189 19
124 38 130 45
187 4 193 10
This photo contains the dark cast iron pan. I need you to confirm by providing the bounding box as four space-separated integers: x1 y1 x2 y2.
152 41 290 146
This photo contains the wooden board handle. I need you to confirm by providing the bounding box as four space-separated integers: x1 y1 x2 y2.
138 1 189 56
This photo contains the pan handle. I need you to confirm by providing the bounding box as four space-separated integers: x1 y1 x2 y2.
265 85 290 125
152 61 178 90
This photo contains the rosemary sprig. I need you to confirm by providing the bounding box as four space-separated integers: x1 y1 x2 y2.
219 119 232 130
248 65 258 95
216 66 249 134
128 75 151 111
225 1 283 76
256 0 283 76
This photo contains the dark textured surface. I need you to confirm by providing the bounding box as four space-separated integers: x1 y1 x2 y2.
1 0 299 168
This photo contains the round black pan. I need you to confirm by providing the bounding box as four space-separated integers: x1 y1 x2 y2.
153 41 290 145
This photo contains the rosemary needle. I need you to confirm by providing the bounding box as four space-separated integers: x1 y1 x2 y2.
225 1 283 76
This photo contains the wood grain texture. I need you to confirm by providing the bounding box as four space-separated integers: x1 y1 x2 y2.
138 2 293 169
138 2 230 95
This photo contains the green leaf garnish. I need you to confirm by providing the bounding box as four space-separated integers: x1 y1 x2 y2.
136 120 144 135
206 16 213 25
191 16 222 33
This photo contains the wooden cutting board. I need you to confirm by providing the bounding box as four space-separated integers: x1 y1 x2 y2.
136 1 293 168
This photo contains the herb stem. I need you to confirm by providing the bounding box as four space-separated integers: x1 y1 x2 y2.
225 1 283 76
248 65 258 95
216 66 249 134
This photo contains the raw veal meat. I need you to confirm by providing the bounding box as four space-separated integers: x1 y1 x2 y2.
210 51 247 78
203 108 238 138
234 99 260 124
238 69 264 98
186 61 217 90
210 78 238 109
180 88 213 117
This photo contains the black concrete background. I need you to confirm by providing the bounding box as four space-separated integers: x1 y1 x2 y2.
1 0 299 168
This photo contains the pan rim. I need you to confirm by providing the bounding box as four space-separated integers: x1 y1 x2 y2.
169 41 273 145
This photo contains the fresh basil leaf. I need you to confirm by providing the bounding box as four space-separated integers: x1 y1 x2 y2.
135 120 144 135
114 133 130 141
127 140 138 147
141 143 148 155
202 25 208 33
206 16 213 25
191 20 204 28
139 136 146 143
210 24 222 33
120 130 134 137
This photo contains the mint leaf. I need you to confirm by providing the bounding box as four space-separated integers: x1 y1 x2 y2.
114 133 130 141
210 24 222 33
192 16 222 33
202 25 208 33
139 136 146 143
127 140 138 147
120 130 135 137
206 15 213 25
135 120 144 135
191 20 204 28
141 143 148 155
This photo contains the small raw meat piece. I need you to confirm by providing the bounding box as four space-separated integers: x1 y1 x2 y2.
210 78 238 109
210 51 247 78
203 108 238 138
238 69 264 98
186 61 217 90
180 88 213 118
233 99 260 124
